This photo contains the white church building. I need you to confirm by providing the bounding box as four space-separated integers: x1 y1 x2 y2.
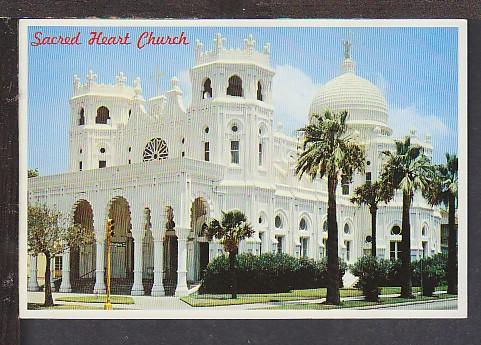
27 33 441 297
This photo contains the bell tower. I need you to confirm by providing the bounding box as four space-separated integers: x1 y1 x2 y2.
188 33 275 180
69 71 145 171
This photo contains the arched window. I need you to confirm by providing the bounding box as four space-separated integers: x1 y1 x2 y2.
143 138 169 161
344 223 351 234
256 81 263 101
227 75 243 97
202 78 212 99
422 225 428 236
96 106 110 124
79 108 85 125
299 218 307 231
391 225 402 236
275 215 283 229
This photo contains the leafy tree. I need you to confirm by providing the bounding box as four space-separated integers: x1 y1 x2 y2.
204 210 254 299
424 153 458 294
28 169 39 178
380 137 433 298
350 181 394 257
28 203 94 306
296 110 365 304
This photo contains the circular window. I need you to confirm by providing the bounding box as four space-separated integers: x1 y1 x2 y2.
344 223 351 234
299 218 307 231
275 215 283 229
143 138 169 161
100 147 106 154
231 124 238 132
391 225 402 236
323 221 328 232
367 160 371 166
365 235 372 243
204 126 209 134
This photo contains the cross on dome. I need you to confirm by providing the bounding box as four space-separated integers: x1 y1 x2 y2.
342 39 352 59
116 72 127 86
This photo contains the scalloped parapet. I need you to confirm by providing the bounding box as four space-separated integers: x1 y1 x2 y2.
193 33 271 68
72 70 144 101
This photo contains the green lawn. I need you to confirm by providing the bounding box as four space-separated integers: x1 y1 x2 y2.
181 286 450 307
181 288 362 307
262 293 457 310
28 303 104 310
55 295 135 304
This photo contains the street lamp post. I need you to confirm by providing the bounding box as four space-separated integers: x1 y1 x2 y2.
104 218 115 310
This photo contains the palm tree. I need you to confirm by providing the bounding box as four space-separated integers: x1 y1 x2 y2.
424 153 458 294
296 110 365 305
350 181 394 257
380 137 433 298
204 210 254 299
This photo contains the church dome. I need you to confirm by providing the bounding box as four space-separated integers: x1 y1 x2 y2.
309 42 389 131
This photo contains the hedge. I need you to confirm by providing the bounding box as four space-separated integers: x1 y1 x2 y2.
199 253 347 294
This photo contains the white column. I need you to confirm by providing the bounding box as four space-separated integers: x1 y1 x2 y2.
27 254 40 291
93 235 106 294
151 211 166 297
59 248 72 292
175 227 190 296
131 210 146 296
93 206 106 294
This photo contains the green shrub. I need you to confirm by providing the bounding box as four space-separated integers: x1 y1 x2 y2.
199 253 347 294
350 256 389 301
412 255 447 296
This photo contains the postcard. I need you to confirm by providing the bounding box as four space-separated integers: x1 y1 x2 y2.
19 19 467 319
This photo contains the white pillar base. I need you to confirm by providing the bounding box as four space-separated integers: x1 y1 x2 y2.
151 283 165 297
131 285 145 296
93 270 106 294
59 286 72 293
175 271 189 297
27 283 40 292
59 249 72 293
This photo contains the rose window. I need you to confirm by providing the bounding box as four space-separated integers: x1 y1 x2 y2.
143 138 169 161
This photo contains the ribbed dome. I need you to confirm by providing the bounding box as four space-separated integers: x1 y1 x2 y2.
309 60 388 129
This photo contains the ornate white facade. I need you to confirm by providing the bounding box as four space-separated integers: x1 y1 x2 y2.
28 34 441 296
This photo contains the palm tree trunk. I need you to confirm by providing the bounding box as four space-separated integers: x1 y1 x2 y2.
326 175 340 305
370 207 377 257
447 193 457 294
401 192 413 298
43 251 54 307
229 249 238 299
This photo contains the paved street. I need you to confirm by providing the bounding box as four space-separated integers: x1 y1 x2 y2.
378 298 458 310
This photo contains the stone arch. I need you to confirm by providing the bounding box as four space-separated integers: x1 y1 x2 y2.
70 199 95 280
273 209 288 230
298 212 313 232
342 217 354 236
421 221 430 237
257 210 268 228
105 196 134 279
202 77 212 99
188 197 212 281
95 106 110 124
227 75 243 97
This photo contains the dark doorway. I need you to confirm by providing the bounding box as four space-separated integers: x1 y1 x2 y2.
199 242 209 279
163 234 178 295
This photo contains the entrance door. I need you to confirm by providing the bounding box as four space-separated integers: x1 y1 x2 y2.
199 242 209 279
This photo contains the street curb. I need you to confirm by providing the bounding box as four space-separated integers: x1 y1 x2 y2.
351 297 458 310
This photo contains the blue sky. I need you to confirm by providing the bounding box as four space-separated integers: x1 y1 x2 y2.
27 25 458 175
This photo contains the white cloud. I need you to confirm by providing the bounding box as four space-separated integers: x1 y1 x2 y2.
176 69 192 108
271 64 321 134
389 105 456 162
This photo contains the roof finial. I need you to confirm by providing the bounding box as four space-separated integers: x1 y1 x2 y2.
342 31 352 59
